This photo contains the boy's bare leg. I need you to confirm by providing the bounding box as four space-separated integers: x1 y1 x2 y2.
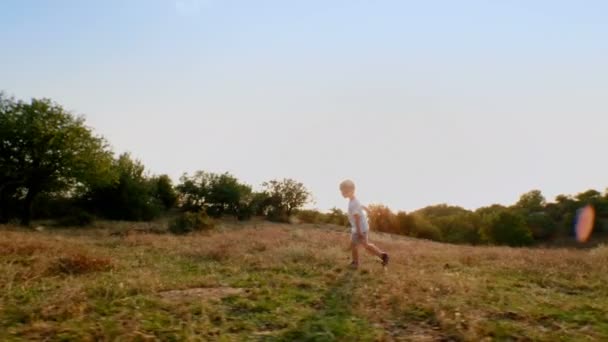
351 242 359 266
363 242 383 257
362 234 390 266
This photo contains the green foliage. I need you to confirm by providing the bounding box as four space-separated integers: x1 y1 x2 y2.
0 95 114 225
415 204 469 219
207 173 252 218
168 211 215 234
325 208 348 226
176 171 252 218
297 209 323 224
515 190 546 213
87 153 164 221
481 211 534 246
262 179 311 218
295 208 348 226
395 211 414 236
475 204 508 217
432 213 482 245
524 212 557 240
414 205 480 244
248 192 273 216
408 214 442 241
367 205 442 241
153 175 177 210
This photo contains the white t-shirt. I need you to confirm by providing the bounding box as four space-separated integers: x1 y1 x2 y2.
348 198 369 233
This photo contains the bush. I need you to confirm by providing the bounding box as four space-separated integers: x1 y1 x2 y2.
57 209 95 227
297 210 323 224
324 208 349 226
168 211 215 235
265 207 289 223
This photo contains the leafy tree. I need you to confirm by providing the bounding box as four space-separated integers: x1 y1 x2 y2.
153 175 178 210
366 204 398 233
515 190 546 213
433 213 482 244
409 214 442 241
176 171 214 212
262 178 311 219
475 204 508 217
248 191 273 217
481 211 533 246
206 173 252 218
176 171 252 218
0 95 114 225
414 204 469 219
87 153 163 221
525 212 557 240
395 211 414 236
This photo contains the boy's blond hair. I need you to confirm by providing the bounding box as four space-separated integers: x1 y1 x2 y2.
340 179 355 192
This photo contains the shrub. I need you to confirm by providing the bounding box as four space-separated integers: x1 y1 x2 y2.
57 209 95 227
297 210 323 224
48 253 113 275
168 211 215 235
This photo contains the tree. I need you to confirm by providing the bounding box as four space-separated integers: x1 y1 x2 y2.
409 214 442 241
176 171 214 212
176 171 252 218
525 212 557 240
395 211 413 236
515 190 546 213
433 213 482 245
366 204 398 233
206 173 252 218
475 204 508 217
153 175 178 210
87 153 163 221
481 211 533 246
415 204 469 219
0 96 114 225
262 178 311 219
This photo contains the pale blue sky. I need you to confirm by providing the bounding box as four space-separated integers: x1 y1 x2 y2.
1 0 607 212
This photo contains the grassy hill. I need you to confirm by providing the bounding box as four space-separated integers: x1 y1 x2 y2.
1 221 607 341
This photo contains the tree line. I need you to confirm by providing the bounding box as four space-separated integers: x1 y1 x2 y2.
0 93 311 229
360 188 607 246
1 93 605 245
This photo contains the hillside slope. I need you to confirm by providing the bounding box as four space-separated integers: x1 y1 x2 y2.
1 222 607 341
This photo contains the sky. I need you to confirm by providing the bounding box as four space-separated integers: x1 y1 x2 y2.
1 0 607 212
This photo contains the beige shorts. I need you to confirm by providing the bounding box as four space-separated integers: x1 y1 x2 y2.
351 231 368 244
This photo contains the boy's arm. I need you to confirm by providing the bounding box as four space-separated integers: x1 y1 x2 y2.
353 213 363 236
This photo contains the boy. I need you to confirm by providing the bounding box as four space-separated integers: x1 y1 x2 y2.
340 180 389 269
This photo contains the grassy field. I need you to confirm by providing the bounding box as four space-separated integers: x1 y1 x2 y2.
1 221 607 341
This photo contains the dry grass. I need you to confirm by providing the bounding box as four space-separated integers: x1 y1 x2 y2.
1 222 607 341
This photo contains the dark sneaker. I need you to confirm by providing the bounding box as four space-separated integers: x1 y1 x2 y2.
349 261 359 270
381 253 389 267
